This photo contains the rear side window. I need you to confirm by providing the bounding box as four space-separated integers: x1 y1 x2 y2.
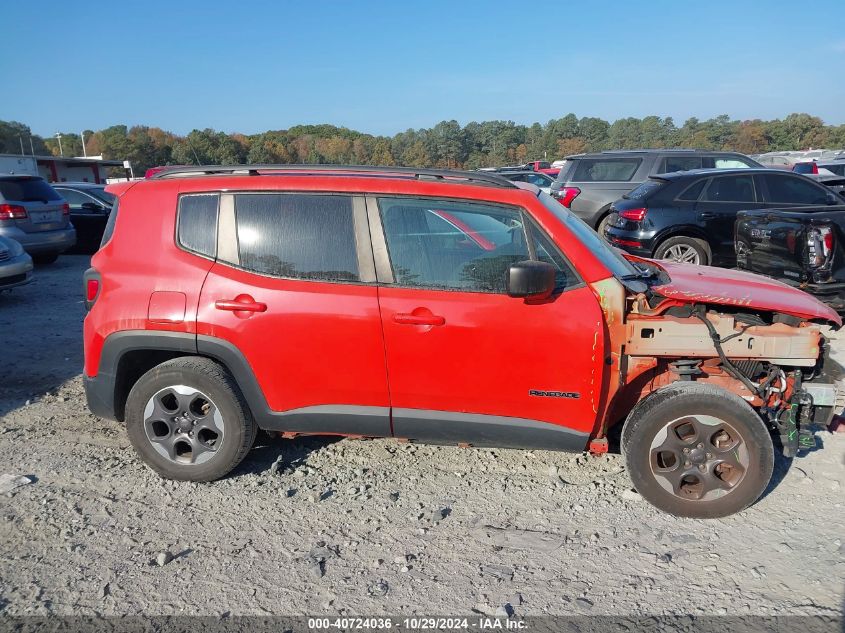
700 176 756 202
662 157 702 172
177 194 219 258
0 178 62 202
571 158 640 182
763 175 829 205
233 193 359 282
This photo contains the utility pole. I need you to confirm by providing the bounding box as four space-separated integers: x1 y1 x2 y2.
19 135 24 156
55 133 64 156
29 137 35 155
80 131 87 157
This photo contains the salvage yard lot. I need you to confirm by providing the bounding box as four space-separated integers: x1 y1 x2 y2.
0 255 843 616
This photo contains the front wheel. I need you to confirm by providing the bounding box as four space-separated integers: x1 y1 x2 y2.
125 357 257 481
621 382 774 518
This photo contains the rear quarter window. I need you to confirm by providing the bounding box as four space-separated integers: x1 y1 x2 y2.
571 158 641 182
100 198 119 247
177 194 220 258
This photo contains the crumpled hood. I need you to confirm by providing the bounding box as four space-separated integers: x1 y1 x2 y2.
647 260 842 326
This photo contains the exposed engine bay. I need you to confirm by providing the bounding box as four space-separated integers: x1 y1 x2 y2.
621 300 839 457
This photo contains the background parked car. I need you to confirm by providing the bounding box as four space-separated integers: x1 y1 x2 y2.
736 205 845 311
603 168 842 266
792 160 845 177
549 149 761 233
0 175 76 264
0 235 33 291
809 173 845 199
480 161 560 178
500 170 555 193
53 183 115 252
755 153 805 170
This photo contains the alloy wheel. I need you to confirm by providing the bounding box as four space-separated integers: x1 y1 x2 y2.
143 385 224 465
662 244 701 264
649 414 749 501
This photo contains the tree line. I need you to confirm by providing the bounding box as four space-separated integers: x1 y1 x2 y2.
2 113 844 175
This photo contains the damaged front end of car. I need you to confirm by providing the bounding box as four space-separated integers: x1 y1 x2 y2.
597 257 842 458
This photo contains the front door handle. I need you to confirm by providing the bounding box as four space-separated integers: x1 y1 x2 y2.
215 296 267 313
393 311 445 326
699 212 716 219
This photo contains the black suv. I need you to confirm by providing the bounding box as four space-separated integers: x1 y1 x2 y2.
550 149 761 232
604 168 842 266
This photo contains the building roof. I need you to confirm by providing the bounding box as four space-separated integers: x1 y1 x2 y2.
0 153 124 167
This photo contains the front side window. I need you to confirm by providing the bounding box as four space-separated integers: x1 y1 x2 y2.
700 176 756 202
233 193 359 282
571 158 641 182
379 197 525 293
379 197 577 294
178 194 219 258
55 189 90 208
763 175 829 205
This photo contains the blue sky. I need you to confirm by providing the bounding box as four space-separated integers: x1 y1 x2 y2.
3 0 844 137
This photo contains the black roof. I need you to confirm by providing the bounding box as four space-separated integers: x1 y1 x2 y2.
149 164 518 189
565 149 751 160
652 168 780 181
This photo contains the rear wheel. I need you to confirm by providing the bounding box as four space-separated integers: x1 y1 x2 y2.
33 251 59 265
125 357 256 481
654 236 709 265
596 214 612 237
621 382 773 518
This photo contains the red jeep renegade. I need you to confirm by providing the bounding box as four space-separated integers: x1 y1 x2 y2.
83 165 841 518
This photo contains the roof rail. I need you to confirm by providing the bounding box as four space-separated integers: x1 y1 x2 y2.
149 164 518 188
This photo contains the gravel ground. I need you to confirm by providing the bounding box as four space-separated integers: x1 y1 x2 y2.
0 255 843 617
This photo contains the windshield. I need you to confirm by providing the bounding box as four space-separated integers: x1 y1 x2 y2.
538 191 640 279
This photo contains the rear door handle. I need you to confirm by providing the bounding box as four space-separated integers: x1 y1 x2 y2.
393 312 445 326
699 212 716 219
215 297 267 313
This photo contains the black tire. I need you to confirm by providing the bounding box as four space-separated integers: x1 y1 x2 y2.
125 356 257 481
621 382 773 518
653 236 709 265
32 251 59 265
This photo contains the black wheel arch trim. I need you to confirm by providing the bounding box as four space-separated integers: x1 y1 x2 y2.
86 330 590 451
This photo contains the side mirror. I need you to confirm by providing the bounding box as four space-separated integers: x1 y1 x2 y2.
826 192 839 206
507 260 556 300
